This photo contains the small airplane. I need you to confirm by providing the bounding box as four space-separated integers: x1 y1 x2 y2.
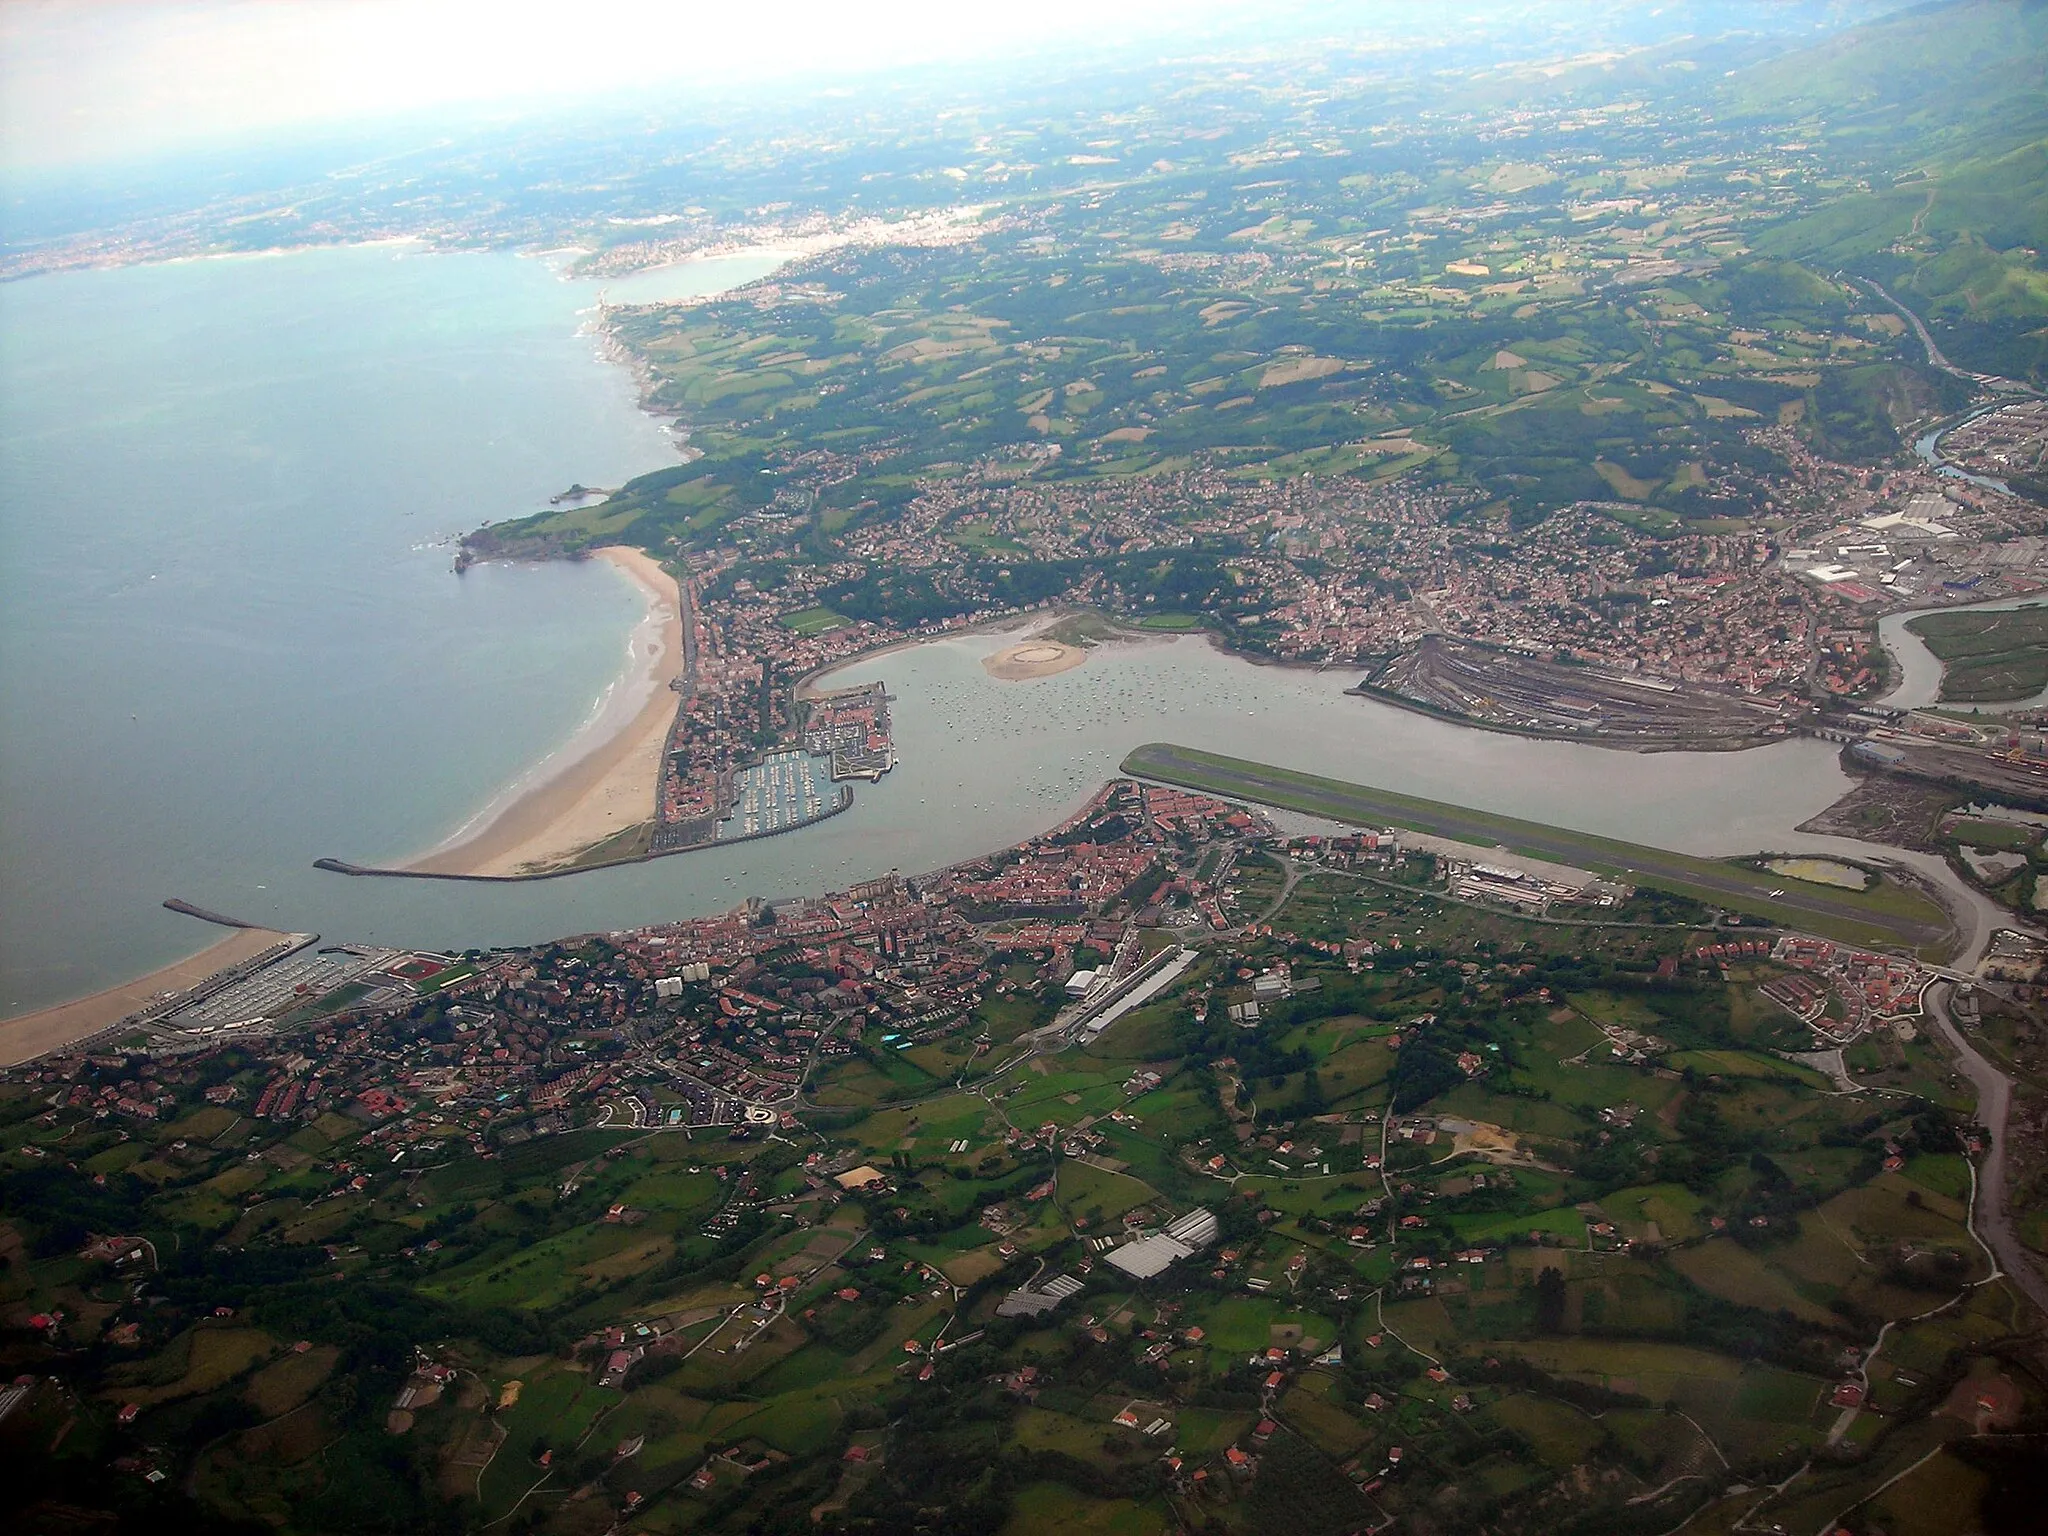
1768 888 1786 898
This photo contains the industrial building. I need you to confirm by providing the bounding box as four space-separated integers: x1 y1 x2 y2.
996 1272 1086 1318
1103 1208 1220 1280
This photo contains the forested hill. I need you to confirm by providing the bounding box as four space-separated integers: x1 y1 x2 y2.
1738 0 2048 384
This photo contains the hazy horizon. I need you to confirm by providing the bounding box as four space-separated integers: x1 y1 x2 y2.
2 0 1306 174
3 0 1902 180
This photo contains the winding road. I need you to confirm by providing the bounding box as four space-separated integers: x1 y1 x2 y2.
1922 981 2048 1317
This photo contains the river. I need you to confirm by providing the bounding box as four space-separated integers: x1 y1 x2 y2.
1913 411 2014 496
1877 593 2048 712
0 247 2019 1018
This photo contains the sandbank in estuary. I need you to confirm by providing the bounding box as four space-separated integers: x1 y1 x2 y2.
982 639 1090 681
408 546 682 877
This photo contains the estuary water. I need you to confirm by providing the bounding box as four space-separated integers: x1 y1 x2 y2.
0 244 1913 1020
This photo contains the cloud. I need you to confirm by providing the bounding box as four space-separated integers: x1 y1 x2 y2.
1 0 1229 170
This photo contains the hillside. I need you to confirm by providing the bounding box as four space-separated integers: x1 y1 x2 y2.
1739 0 2048 383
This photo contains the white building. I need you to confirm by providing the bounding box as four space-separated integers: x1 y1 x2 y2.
1104 1208 1220 1280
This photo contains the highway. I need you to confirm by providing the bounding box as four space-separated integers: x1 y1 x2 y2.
1856 276 1963 378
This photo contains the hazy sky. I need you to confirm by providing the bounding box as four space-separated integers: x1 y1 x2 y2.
1 0 1247 171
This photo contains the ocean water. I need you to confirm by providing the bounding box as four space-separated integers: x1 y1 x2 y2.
1 244 1962 1020
0 245 727 1013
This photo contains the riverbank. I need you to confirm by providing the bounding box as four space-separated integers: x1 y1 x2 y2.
1877 591 2048 712
1346 677 1783 754
0 924 293 1067
408 547 682 877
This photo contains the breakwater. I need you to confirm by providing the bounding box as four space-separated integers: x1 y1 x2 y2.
315 785 854 884
162 898 261 929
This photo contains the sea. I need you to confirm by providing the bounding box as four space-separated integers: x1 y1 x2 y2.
0 242 1970 1019
0 244 770 1013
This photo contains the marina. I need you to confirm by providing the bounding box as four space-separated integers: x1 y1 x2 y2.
716 749 842 840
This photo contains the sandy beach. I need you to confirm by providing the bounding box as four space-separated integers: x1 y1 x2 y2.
410 546 683 876
0 925 294 1067
983 639 1090 681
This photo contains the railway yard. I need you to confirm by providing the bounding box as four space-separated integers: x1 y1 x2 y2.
1362 634 1804 749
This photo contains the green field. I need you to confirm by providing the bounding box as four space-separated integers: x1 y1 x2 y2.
778 605 849 636
1907 604 2048 703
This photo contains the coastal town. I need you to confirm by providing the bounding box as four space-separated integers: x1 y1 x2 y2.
12 775 1993 1185
7 4 2048 1532
449 233 2048 867
437 387 2048 882
650 569 902 857
384 17 2048 886
7 766 2043 1534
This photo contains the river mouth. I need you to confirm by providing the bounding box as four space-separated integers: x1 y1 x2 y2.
10 594 2022 1017
2 249 2030 1019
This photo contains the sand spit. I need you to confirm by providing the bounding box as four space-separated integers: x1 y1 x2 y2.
1 925 293 1067
983 640 1090 681
410 547 682 877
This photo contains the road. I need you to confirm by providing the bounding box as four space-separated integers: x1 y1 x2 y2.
1253 859 1304 926
1855 275 2038 400
1124 744 1957 953
1856 277 1961 377
1922 982 2048 1317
